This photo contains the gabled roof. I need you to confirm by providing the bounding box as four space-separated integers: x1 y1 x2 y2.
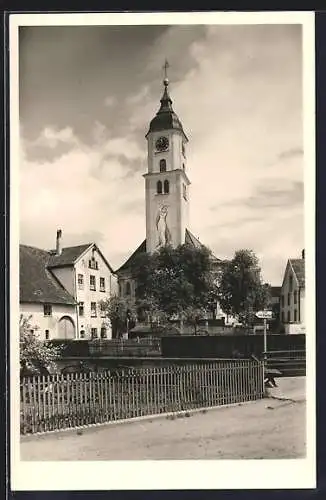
289 258 305 287
47 243 115 273
185 229 223 266
116 229 223 274
47 243 92 268
20 245 76 305
185 228 205 250
116 240 147 273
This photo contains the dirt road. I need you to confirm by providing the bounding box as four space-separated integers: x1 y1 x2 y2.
21 377 306 461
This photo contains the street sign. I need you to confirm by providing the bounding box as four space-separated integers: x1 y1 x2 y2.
255 310 273 320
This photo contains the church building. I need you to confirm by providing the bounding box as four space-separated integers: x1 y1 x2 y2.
116 66 224 311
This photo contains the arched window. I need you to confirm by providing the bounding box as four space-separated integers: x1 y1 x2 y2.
164 180 169 194
126 282 131 295
160 159 167 172
157 180 162 194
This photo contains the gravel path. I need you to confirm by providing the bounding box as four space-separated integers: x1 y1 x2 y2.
21 377 306 461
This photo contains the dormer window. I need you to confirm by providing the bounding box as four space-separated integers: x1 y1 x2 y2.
164 180 169 194
160 159 166 172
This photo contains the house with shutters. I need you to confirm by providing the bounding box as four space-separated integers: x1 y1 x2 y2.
280 250 305 334
20 230 117 340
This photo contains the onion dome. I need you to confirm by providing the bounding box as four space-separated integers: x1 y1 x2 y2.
146 75 186 138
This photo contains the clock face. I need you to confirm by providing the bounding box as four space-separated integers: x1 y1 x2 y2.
155 136 169 152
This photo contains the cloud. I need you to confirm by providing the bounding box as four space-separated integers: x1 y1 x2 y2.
20 124 146 270
35 126 78 148
278 147 304 161
104 96 117 107
126 85 150 105
245 182 303 209
23 126 81 162
19 24 304 284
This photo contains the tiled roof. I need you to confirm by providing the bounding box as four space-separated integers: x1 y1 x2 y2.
20 245 76 305
47 243 92 268
116 229 223 273
290 258 305 287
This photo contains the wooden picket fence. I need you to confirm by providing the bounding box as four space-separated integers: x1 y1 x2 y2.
20 359 264 435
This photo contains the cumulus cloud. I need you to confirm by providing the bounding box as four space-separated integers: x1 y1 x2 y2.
126 85 150 105
19 24 304 284
20 123 146 269
32 126 78 148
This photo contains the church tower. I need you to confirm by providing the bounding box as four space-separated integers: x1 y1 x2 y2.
144 63 190 254
116 62 223 309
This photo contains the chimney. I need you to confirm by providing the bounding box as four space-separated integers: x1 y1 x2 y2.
56 229 62 256
302 249 305 260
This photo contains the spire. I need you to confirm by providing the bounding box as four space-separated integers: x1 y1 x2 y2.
146 60 187 139
159 59 173 112
163 58 169 81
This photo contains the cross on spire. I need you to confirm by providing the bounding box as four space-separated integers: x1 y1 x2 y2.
163 59 170 83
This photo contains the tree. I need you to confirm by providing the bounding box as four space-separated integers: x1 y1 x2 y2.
136 295 168 331
131 244 217 330
217 249 271 327
20 315 62 375
100 295 137 339
183 305 208 335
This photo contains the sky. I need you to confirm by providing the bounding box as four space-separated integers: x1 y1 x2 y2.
19 23 304 285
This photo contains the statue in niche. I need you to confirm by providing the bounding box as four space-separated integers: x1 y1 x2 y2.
156 205 171 248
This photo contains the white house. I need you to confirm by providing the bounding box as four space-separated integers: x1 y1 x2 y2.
20 230 117 340
280 250 305 334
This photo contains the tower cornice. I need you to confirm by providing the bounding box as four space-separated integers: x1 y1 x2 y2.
143 168 191 185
